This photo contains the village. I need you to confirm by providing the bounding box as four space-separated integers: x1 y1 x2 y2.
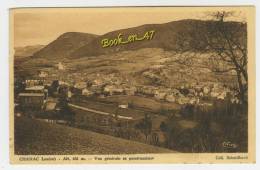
34 62 239 104
14 61 241 150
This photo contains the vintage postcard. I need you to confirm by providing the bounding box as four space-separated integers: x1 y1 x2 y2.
9 7 255 164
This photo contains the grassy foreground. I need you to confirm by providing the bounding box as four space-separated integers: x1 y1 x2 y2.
14 117 174 155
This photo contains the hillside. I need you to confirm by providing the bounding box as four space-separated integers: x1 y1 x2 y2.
32 19 246 59
72 19 206 57
14 117 174 155
71 19 245 57
33 32 98 59
16 47 236 86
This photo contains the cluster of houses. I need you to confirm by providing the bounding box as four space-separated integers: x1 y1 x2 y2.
18 61 239 116
66 76 238 105
33 67 240 107
135 83 237 105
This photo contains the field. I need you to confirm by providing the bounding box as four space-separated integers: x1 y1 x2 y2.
70 96 172 131
70 97 147 120
14 117 174 155
99 95 180 112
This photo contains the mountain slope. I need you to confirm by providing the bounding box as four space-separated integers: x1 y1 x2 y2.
33 32 98 59
71 19 245 57
32 20 245 59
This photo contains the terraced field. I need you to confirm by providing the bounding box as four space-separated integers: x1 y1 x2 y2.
14 117 174 155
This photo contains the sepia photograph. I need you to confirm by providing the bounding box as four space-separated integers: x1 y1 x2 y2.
9 7 255 163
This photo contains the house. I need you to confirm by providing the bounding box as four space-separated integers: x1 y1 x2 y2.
25 79 43 87
194 84 203 92
82 88 93 96
57 62 65 70
72 82 88 95
231 97 240 104
136 86 157 96
118 101 129 109
24 86 48 99
142 86 157 96
67 90 73 98
89 84 104 95
74 82 87 90
177 96 190 105
124 86 137 95
118 104 128 109
93 79 104 86
44 101 57 111
217 92 227 100
203 86 210 95
39 71 48 78
104 85 124 95
171 89 182 97
189 97 198 104
104 85 116 95
210 85 225 99
18 93 45 111
210 91 219 98
154 90 167 100
165 94 176 103
188 89 196 95
25 85 45 93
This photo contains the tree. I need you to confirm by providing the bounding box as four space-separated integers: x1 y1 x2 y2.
160 121 168 132
205 11 248 104
135 113 152 141
57 86 74 124
49 80 59 96
14 76 26 96
175 11 248 104
150 132 159 146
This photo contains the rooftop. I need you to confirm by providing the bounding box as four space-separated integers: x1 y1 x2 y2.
18 93 44 97
25 85 45 91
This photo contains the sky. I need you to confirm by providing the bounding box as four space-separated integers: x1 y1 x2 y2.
12 7 247 47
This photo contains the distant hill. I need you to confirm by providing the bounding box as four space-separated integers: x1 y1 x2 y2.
15 45 45 58
71 19 205 57
15 117 174 155
33 32 98 59
32 19 245 59
71 19 245 57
